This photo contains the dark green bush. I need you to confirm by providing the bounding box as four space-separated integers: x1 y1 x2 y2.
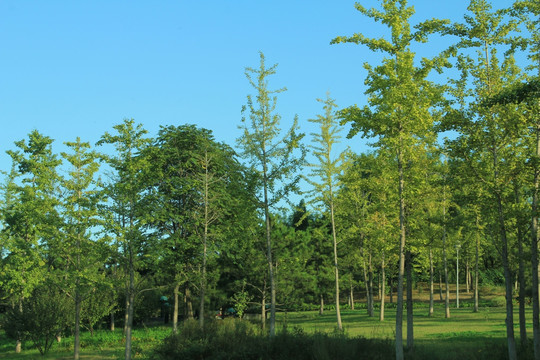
2 284 70 355
151 318 394 360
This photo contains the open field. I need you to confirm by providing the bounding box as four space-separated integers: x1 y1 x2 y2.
0 300 532 360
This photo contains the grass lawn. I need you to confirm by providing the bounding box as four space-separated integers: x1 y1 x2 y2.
0 299 531 359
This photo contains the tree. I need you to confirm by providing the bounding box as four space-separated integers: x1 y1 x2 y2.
332 1 448 357
96 119 152 360
304 94 347 331
442 2 527 357
3 282 70 355
1 130 61 353
236 52 305 337
58 137 107 360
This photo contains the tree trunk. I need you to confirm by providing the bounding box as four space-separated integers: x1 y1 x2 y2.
439 272 443 301
466 260 470 294
199 228 207 330
368 251 374 317
173 283 180 334
515 184 527 349
264 197 276 337
395 147 406 360
532 123 540 360
200 161 210 330
329 199 343 331
380 252 385 322
261 152 277 337
15 300 22 353
362 253 371 315
474 219 480 313
390 277 393 304
110 311 115 331
349 279 355 310
378 273 382 300
124 252 135 360
429 247 434 317
74 290 81 360
497 191 517 360
319 294 324 315
487 133 517 360
185 285 194 319
406 250 414 350
443 198 451 319
261 294 266 330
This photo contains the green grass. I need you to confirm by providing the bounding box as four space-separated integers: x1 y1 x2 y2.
0 325 171 360
0 304 533 359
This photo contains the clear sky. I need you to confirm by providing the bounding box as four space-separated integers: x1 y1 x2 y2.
0 0 519 179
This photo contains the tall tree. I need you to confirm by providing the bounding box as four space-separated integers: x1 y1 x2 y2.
96 119 151 360
442 2 526 358
1 130 61 353
236 52 305 337
58 138 105 360
332 1 448 357
304 94 347 331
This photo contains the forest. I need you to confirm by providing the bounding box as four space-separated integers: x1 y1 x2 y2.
1 1 539 360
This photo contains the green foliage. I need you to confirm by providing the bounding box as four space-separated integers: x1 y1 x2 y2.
151 318 393 360
231 282 252 319
2 284 70 355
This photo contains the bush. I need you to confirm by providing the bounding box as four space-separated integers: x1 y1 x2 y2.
2 284 70 355
151 318 394 360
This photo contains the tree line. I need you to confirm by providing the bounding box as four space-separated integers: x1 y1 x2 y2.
1 1 539 360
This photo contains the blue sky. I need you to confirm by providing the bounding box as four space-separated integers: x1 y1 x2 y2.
0 0 519 179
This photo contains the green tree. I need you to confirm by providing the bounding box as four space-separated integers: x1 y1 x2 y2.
236 52 305 336
0 130 61 353
96 119 152 360
58 137 107 360
493 2 540 356
3 282 70 355
442 2 526 357
332 1 448 356
305 94 347 330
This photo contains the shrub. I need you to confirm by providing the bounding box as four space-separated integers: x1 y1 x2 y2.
2 284 70 355
151 318 394 360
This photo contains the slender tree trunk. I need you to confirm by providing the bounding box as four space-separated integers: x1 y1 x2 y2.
74 290 81 360
123 294 129 335
319 294 324 315
185 286 194 319
515 184 528 349
532 123 540 360
380 252 385 322
466 260 470 294
368 251 374 317
110 311 115 332
497 191 517 360
261 293 266 330
429 247 434 317
173 283 180 334
474 220 480 313
15 300 22 353
263 174 276 337
124 251 135 360
379 273 382 300
390 276 393 304
406 250 414 350
350 279 355 310
199 157 210 330
395 147 406 360
439 272 443 301
362 252 371 315
329 198 343 331
443 194 451 319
